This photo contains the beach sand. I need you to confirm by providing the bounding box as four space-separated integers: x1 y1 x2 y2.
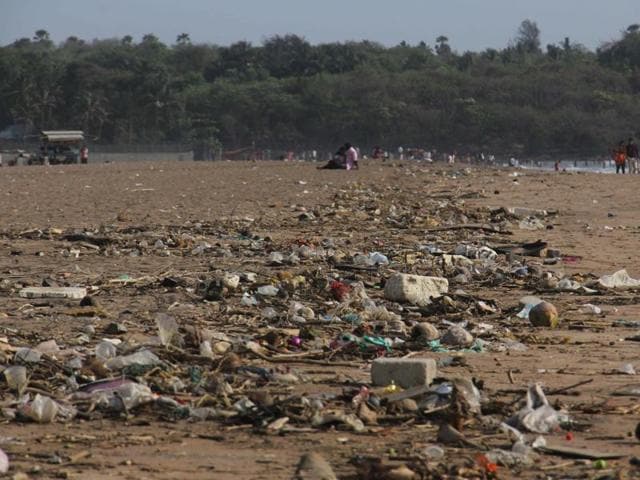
0 160 638 479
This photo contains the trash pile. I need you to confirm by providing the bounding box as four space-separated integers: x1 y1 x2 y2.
0 176 638 478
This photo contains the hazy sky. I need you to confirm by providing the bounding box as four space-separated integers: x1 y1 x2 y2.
2 0 639 51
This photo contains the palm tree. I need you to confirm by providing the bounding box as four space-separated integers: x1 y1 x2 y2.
33 29 50 42
176 33 191 46
435 36 451 56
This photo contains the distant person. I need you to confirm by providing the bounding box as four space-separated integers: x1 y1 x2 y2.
397 146 404 160
626 137 639 174
319 145 346 169
345 143 359 170
614 141 627 174
554 160 560 171
80 145 89 164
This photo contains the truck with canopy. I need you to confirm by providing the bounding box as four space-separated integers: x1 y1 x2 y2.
35 130 85 165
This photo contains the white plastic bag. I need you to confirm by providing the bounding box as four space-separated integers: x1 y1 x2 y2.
20 394 59 423
508 383 569 434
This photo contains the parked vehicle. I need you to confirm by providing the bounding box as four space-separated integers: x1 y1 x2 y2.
33 131 84 165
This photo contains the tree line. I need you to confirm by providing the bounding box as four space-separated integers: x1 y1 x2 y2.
1 21 640 156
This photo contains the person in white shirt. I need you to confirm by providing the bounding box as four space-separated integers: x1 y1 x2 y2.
80 145 89 164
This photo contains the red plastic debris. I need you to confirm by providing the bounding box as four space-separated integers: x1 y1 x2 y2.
476 454 498 476
330 280 351 301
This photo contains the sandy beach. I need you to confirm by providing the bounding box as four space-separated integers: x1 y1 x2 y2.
0 160 639 479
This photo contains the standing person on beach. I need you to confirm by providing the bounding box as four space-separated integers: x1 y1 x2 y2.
345 143 359 170
80 145 89 164
626 138 639 174
614 141 627 174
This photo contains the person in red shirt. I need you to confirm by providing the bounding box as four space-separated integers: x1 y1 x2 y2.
613 141 627 174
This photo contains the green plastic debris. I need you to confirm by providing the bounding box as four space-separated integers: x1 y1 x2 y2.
426 339 484 353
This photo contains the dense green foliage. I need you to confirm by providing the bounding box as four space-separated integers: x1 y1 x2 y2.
1 22 640 154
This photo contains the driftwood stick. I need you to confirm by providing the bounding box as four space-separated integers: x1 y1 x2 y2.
546 378 594 396
506 378 594 406
249 348 361 368
424 224 512 234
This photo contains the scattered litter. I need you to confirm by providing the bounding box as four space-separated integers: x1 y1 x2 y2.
0 166 635 478
18 394 61 423
534 445 626 460
19 287 87 299
529 301 559 328
509 384 570 434
518 217 545 230
612 384 640 396
617 363 636 375
0 449 7 474
579 304 602 315
595 269 640 289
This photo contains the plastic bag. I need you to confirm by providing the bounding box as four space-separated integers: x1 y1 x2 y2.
257 285 279 296
596 269 640 289
486 448 534 467
14 348 42 364
156 313 181 346
105 349 162 370
96 382 156 411
20 394 59 423
580 304 602 315
0 448 8 473
3 365 27 393
508 383 569 433
76 379 156 412
517 304 535 319
95 340 117 361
